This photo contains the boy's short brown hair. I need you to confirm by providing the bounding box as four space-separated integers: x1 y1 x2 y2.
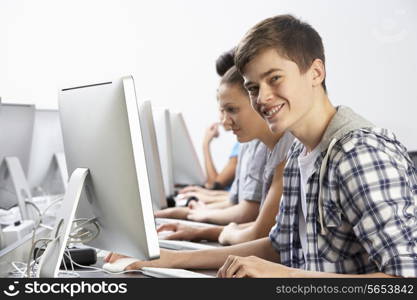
235 15 327 92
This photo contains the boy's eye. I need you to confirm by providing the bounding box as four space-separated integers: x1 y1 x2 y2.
247 86 259 96
270 75 280 83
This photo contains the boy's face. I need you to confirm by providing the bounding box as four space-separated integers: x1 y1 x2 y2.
242 48 315 134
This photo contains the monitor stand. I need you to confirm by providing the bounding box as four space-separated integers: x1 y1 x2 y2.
33 152 68 196
0 157 31 220
36 168 89 278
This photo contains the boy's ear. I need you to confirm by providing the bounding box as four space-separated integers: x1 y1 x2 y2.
310 58 326 88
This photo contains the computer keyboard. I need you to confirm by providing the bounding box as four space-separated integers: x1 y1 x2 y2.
158 240 217 251
141 267 214 278
155 218 216 228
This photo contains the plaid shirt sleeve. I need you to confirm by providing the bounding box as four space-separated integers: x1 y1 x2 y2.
336 134 417 277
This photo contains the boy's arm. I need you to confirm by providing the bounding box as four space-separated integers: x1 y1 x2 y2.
217 255 398 278
336 143 417 278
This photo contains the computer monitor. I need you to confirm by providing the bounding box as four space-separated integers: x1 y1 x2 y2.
170 112 206 186
0 103 35 219
37 76 160 277
152 107 175 198
27 109 68 197
0 103 35 175
138 101 167 210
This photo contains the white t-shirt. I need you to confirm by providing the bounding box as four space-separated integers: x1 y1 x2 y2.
297 146 321 261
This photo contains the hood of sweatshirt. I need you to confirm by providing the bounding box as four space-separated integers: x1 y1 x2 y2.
317 106 374 234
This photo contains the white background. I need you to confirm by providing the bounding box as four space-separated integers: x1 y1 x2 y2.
1 0 416 170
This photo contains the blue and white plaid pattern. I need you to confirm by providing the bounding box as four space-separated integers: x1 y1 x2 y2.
269 128 417 277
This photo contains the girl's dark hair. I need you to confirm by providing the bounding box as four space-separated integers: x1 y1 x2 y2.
220 66 245 90
215 48 236 76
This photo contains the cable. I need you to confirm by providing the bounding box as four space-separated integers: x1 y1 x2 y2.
26 237 54 278
20 217 98 277
17 205 102 278
7 191 64 278
11 261 29 277
69 218 100 244
58 249 80 278
24 201 42 226
41 195 64 216
39 224 54 230
21 195 64 278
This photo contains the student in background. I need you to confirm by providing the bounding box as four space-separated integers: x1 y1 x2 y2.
155 50 278 224
155 66 276 224
157 54 293 243
202 49 241 191
202 121 239 191
107 15 417 278
177 117 239 206
173 119 237 209
177 49 240 194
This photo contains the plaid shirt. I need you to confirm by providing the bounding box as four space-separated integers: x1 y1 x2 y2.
269 128 417 277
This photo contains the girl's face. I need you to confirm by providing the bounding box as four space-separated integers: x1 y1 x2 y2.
219 110 232 131
217 83 266 142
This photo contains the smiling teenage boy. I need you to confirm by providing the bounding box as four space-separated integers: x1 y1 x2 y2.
216 14 417 277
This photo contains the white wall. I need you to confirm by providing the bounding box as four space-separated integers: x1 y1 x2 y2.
1 0 416 170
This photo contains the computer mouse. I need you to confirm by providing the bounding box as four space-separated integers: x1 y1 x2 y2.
174 194 199 207
185 196 198 206
102 257 140 273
